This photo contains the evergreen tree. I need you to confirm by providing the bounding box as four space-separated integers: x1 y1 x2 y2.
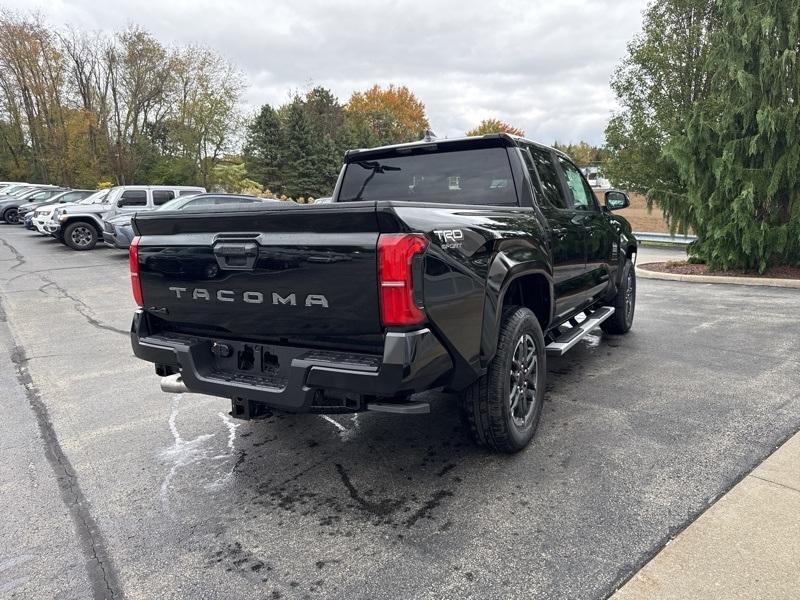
244 104 284 194
667 0 800 271
282 99 320 198
301 87 345 196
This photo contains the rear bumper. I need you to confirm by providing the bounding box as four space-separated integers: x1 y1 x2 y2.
130 310 452 413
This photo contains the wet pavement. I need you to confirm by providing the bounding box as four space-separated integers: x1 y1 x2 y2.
1 227 798 599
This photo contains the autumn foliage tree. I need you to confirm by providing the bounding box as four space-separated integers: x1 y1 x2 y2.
465 119 524 137
552 141 608 168
345 84 429 146
0 10 243 188
244 84 431 198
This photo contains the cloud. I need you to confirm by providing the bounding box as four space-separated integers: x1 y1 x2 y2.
17 0 647 144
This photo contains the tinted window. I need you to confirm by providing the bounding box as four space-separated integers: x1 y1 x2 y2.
119 190 147 207
179 189 200 196
557 157 597 211
338 147 518 206
152 190 175 205
183 197 215 207
527 147 568 209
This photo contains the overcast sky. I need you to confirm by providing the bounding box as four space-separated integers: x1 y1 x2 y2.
15 0 648 145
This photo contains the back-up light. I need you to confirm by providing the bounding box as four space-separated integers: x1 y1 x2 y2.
378 233 427 326
129 236 143 307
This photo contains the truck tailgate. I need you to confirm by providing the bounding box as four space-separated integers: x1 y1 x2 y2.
133 204 383 340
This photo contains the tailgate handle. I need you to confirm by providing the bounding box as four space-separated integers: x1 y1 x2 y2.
213 241 259 270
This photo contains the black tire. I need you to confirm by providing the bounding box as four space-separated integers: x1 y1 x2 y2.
461 306 546 453
63 221 98 250
2 207 19 224
601 259 636 334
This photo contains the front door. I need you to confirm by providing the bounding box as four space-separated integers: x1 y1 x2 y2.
555 156 614 302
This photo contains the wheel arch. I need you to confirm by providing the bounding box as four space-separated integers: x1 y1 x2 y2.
480 248 554 367
62 214 103 233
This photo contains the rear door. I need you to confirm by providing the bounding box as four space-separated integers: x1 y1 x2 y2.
523 145 589 319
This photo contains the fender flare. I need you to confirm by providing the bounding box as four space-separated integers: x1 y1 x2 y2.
479 248 554 367
60 213 104 232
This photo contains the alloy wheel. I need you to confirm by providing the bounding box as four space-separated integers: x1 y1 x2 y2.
509 333 538 427
624 271 635 326
70 225 93 247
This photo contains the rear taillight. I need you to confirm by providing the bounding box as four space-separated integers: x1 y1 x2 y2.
129 236 143 307
378 233 427 326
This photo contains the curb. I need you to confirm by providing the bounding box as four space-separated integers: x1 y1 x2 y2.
636 263 800 289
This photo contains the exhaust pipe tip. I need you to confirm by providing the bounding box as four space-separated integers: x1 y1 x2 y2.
161 373 188 394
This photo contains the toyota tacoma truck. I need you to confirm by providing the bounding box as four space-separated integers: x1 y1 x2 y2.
129 134 637 453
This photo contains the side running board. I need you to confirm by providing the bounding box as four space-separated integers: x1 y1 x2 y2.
545 306 615 356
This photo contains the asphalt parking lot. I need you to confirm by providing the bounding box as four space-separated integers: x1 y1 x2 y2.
1 227 799 600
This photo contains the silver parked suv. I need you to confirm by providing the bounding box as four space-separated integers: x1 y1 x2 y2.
52 185 205 250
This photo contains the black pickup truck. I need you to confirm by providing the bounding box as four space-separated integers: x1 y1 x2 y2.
130 134 637 452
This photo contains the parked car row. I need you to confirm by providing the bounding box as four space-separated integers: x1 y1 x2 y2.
1 182 287 251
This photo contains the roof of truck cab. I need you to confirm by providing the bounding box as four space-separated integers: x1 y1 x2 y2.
344 133 564 162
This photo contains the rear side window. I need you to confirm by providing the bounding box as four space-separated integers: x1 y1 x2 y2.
152 190 175 205
119 190 147 207
179 189 200 197
527 147 568 209
338 147 518 206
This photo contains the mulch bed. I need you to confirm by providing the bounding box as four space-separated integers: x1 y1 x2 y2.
640 261 800 280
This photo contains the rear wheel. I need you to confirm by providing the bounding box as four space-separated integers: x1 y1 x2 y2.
63 221 98 250
601 259 636 334
2 207 19 224
461 307 545 453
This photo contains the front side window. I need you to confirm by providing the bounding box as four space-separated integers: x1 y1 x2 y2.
338 146 518 206
557 157 597 211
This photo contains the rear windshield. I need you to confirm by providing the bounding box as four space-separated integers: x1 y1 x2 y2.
338 147 518 205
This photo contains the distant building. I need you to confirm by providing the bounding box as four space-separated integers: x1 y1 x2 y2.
581 164 611 189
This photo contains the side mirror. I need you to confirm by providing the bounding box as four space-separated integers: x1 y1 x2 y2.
604 190 630 211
